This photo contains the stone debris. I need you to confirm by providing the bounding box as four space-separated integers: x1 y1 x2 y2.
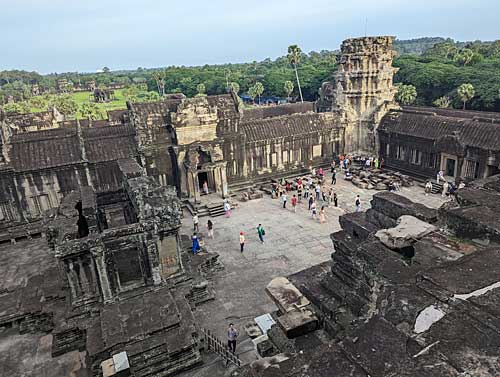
375 215 437 249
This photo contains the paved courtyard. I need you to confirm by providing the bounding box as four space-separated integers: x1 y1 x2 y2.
179 173 448 375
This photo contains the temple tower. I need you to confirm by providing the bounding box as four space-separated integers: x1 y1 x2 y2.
318 36 399 155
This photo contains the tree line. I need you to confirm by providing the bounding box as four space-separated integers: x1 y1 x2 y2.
1 38 499 116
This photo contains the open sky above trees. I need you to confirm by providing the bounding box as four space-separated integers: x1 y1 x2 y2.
2 0 499 73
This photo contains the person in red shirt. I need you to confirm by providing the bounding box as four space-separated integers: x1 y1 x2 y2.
291 194 297 213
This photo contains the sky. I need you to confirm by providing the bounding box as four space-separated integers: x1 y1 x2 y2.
1 0 499 74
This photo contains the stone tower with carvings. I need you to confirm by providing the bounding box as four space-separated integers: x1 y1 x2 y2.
317 36 399 155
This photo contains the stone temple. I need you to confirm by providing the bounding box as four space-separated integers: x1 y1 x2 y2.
0 36 500 376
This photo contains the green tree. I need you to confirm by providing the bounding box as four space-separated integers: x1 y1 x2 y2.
248 85 258 104
433 96 451 108
102 67 110 73
284 80 294 100
229 82 240 94
29 96 48 111
253 82 264 104
50 94 78 117
457 83 475 109
454 48 475 66
287 45 304 102
196 83 206 97
395 84 417 105
3 101 30 114
79 102 103 120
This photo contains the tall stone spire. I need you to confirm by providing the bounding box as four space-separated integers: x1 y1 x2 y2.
317 36 399 155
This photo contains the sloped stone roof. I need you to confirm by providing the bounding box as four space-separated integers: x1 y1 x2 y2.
379 107 500 151
240 112 341 142
242 102 315 121
10 124 137 171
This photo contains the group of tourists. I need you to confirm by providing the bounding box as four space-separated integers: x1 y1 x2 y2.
425 170 466 197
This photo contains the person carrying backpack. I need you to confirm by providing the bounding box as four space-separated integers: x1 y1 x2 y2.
257 224 265 243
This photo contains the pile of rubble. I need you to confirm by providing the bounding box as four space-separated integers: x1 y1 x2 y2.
347 166 414 190
239 187 264 202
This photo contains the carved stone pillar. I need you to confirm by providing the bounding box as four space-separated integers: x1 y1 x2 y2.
78 258 91 295
93 247 113 302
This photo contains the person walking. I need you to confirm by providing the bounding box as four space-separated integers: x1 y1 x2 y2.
308 195 314 211
297 184 302 202
437 170 444 184
202 181 209 195
257 224 265 243
291 194 297 213
192 233 200 255
227 323 238 354
224 199 231 218
322 189 327 202
193 213 199 232
331 169 337 185
207 219 214 238
355 195 361 212
319 206 327 223
333 192 338 207
304 186 310 200
331 160 336 173
374 158 379 169
328 189 333 206
311 201 317 219
239 231 245 252
281 191 287 208
315 184 321 201
442 181 449 197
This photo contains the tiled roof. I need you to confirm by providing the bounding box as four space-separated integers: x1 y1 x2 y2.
9 125 137 171
83 125 137 163
242 102 315 120
241 113 341 142
379 108 500 151
11 129 81 170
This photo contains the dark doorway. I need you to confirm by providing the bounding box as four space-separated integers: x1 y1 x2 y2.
446 158 456 177
198 171 208 191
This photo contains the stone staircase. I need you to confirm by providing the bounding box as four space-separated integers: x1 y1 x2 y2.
430 181 444 194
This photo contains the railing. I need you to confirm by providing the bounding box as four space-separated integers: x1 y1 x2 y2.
201 328 242 367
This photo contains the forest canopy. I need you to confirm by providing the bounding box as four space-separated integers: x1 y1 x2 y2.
1 38 499 113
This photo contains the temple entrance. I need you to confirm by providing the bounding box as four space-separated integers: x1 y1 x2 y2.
445 158 456 177
198 170 215 195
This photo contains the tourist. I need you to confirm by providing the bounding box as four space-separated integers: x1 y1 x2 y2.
286 181 291 192
322 189 327 202
311 201 317 219
331 169 337 185
207 219 214 238
319 206 327 223
331 160 336 173
437 170 444 184
380 158 384 169
257 224 265 243
203 181 209 195
308 195 314 210
192 233 200 255
355 195 361 212
297 184 302 202
458 180 466 190
312 167 316 177
239 231 245 252
442 181 449 197
318 167 324 178
374 158 379 169
224 199 231 218
281 191 287 208
193 213 199 232
333 192 338 207
425 181 433 195
388 181 396 192
291 194 297 213
365 158 371 170
315 183 321 201
328 189 333 205
227 323 238 354
308 177 313 189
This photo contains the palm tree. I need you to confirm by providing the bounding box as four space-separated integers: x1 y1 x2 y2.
287 45 304 102
284 80 294 102
254 82 264 104
395 84 417 105
457 83 475 110
433 96 451 108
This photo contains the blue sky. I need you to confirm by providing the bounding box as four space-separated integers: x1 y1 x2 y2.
1 0 499 74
